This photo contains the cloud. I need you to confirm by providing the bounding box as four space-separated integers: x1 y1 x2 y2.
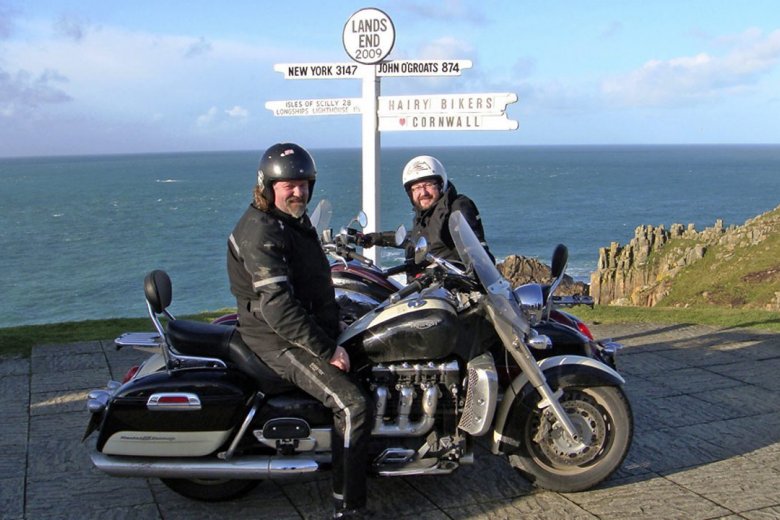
196 106 219 128
0 3 17 39
196 105 249 130
184 36 212 58
53 14 89 42
0 67 72 118
601 28 780 107
225 105 248 119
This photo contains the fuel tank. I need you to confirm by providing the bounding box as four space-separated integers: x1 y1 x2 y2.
338 287 460 363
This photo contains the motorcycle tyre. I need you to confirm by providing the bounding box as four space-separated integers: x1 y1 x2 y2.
160 478 260 502
509 384 632 493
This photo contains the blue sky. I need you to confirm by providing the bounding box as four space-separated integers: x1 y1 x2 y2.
1 0 779 157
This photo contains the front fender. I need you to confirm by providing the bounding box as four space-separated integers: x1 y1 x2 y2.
490 355 624 455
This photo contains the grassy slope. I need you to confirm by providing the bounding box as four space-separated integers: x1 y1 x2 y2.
661 215 780 308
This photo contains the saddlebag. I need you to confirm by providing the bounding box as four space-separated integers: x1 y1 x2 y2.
95 369 253 457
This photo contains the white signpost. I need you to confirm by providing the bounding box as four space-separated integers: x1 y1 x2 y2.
377 59 472 77
273 63 361 80
265 8 518 263
265 98 362 117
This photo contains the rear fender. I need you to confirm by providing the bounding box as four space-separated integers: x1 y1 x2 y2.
134 352 167 379
490 355 624 455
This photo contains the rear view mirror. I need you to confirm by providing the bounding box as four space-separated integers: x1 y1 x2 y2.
394 225 407 247
551 244 568 279
356 211 368 229
414 237 429 265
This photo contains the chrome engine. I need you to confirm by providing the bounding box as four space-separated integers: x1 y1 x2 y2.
249 353 498 479
370 359 460 437
370 352 498 438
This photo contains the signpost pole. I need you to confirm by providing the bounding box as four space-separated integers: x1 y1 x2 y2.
361 65 381 259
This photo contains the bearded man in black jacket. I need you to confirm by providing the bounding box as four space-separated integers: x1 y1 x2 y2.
364 155 493 278
227 143 370 519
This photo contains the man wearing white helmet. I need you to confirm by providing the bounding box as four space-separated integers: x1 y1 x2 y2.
364 155 493 277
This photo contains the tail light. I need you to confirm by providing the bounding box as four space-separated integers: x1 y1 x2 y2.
551 309 595 341
122 365 140 383
576 321 594 340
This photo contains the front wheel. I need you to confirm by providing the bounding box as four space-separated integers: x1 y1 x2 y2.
160 478 260 502
509 385 633 492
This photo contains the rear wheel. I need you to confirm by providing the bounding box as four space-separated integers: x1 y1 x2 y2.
160 478 260 502
509 384 633 492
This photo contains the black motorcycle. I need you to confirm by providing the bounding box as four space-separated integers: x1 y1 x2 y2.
84 210 633 501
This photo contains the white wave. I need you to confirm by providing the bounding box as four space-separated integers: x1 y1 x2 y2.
156 179 180 183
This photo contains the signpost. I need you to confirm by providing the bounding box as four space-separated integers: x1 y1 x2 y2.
265 8 518 263
265 98 362 117
342 8 396 64
377 59 472 77
272 63 361 80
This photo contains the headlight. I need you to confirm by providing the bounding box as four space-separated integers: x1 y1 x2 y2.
512 283 544 323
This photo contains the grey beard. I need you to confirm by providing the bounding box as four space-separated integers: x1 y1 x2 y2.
286 200 306 218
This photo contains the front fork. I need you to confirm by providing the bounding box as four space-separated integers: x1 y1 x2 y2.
507 337 585 450
485 297 585 451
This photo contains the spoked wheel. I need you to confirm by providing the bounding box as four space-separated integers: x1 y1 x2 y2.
160 478 260 502
510 385 633 492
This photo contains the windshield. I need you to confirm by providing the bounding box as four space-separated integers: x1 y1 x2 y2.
309 199 332 237
449 211 505 294
449 210 530 336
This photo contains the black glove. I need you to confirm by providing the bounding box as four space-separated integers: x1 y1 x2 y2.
360 232 381 248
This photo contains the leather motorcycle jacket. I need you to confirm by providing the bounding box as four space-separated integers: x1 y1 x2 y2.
227 204 339 360
405 182 493 274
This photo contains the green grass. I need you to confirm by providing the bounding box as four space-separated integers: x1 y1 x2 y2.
2 305 778 359
662 231 780 308
574 305 780 332
0 309 236 358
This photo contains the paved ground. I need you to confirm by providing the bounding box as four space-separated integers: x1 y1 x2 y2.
2 322 779 519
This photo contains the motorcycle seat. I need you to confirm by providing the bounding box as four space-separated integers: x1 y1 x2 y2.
166 320 296 395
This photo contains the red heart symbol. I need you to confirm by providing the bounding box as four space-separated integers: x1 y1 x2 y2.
399 118 406 126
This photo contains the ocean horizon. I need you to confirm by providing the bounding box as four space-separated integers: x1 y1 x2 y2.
2 144 779 328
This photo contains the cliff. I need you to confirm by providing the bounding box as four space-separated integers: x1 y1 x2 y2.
589 204 780 310
498 255 589 296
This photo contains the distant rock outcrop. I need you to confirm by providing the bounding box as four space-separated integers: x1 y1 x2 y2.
589 204 780 309
498 255 589 296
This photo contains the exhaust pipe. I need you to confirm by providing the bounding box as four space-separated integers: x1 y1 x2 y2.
90 450 318 479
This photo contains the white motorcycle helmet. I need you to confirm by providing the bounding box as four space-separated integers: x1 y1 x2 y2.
402 155 448 193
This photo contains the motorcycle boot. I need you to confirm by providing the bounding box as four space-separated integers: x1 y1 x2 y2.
332 498 370 520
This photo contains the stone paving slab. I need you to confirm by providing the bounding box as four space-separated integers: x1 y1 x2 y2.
1 322 779 519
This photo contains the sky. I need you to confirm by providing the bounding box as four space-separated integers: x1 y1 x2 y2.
1 0 779 157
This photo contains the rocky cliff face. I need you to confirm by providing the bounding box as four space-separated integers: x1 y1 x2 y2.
498 255 589 296
590 205 780 308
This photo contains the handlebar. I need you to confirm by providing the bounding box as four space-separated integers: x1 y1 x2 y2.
344 247 373 266
551 294 594 308
389 278 425 303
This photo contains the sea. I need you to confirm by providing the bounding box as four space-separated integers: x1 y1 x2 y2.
1 145 779 328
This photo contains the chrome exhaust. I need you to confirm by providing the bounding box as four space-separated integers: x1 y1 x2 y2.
90 450 318 479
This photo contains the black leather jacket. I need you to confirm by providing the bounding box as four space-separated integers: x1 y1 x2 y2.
405 182 493 276
227 204 339 360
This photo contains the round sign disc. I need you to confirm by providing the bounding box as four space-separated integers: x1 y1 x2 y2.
342 8 395 65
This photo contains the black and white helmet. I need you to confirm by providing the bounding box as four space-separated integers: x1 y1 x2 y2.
401 155 448 193
257 143 317 202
